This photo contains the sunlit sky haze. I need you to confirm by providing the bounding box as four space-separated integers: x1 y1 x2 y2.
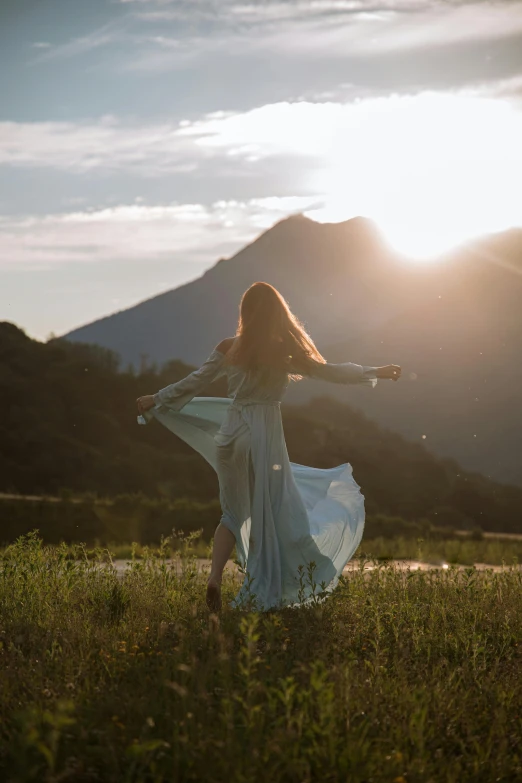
1 0 522 337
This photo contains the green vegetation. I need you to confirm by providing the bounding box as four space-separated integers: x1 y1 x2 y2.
0 494 222 546
2 494 522 566
359 535 522 567
2 321 522 534
0 533 520 782
3 515 522 569
28 535 522 569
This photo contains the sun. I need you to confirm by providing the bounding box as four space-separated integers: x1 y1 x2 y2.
308 92 522 260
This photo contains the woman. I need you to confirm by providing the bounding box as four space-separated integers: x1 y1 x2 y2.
137 282 401 612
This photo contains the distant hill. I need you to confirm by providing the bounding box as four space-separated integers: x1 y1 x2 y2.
2 321 522 533
63 216 522 487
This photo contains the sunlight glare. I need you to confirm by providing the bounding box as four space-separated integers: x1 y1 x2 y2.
309 93 522 259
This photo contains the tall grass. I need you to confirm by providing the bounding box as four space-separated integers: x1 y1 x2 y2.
8 530 520 566
357 535 522 566
0 532 521 782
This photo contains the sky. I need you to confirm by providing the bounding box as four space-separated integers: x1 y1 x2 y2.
1 0 522 339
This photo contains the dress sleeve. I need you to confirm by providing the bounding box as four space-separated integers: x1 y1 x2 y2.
153 349 227 410
299 359 379 388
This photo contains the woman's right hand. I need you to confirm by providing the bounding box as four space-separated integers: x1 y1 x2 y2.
376 365 402 382
137 395 156 414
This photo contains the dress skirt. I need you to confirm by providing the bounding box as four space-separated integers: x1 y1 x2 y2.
139 396 366 611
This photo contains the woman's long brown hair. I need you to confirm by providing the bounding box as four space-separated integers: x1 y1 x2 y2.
224 282 326 380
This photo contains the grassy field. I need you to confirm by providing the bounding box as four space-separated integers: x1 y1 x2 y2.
0 533 521 782
22 532 521 567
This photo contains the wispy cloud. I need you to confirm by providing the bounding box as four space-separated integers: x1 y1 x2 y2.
121 0 522 73
0 117 200 174
121 0 429 22
20 1 522 112
30 21 125 63
0 196 319 270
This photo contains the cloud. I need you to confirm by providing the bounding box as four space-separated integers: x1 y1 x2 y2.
0 196 321 270
30 21 126 63
122 0 522 73
4 83 521 174
2 89 521 259
324 1 522 55
121 0 434 23
480 73 522 101
0 102 349 175
20 1 522 112
0 117 201 174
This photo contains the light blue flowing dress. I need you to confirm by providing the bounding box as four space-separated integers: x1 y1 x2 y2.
138 348 378 610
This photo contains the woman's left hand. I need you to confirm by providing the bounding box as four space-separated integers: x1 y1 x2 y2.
137 395 156 414
376 364 402 381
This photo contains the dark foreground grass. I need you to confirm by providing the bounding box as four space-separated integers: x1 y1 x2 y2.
0 534 521 783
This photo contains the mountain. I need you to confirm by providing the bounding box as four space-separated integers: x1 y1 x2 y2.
62 216 522 487
2 321 522 534
63 215 438 368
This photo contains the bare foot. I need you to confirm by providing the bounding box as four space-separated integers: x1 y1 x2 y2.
206 579 222 612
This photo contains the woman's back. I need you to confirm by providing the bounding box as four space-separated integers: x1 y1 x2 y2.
216 338 291 403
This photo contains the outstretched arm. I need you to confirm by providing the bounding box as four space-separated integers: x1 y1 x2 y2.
136 342 228 415
295 358 401 387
